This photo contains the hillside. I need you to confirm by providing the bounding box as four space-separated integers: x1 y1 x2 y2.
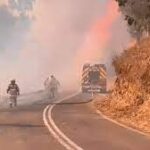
95 38 150 133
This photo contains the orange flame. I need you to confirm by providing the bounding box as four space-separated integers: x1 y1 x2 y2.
75 0 119 67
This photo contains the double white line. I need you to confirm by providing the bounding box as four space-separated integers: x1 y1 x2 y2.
43 94 84 150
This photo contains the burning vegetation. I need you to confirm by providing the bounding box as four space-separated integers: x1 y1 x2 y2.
95 38 150 133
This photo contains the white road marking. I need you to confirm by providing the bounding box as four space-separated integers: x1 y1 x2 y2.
43 93 84 150
95 94 150 138
96 109 150 138
43 105 74 150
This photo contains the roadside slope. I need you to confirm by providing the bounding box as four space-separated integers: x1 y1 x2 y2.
96 38 150 133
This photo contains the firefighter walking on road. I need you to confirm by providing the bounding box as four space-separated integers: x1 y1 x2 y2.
7 79 20 108
49 75 60 98
44 75 60 99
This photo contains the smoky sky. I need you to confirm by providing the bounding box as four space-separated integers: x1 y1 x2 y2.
0 0 35 56
0 0 131 94
8 0 35 14
29 0 109 78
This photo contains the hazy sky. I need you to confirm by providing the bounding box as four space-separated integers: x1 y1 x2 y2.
0 0 131 94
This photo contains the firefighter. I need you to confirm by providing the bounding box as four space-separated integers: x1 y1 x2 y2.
49 75 60 98
44 77 50 90
44 76 51 98
7 79 20 108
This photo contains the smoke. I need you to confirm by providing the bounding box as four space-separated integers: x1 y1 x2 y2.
75 1 119 64
74 0 119 79
0 0 8 6
21 0 111 91
74 1 131 89
0 0 131 95
0 0 36 94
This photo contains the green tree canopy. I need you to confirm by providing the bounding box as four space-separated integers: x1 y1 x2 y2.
115 0 150 40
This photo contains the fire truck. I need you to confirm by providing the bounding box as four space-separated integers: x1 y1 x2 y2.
81 63 107 93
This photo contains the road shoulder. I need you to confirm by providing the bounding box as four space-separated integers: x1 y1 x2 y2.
94 95 150 138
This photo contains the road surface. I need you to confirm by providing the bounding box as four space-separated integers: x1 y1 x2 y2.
0 91 150 150
52 94 150 150
0 91 68 150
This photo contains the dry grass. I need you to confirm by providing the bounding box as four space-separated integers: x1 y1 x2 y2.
95 38 150 133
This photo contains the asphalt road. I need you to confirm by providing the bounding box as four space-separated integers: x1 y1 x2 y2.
0 92 150 150
0 91 71 150
52 94 150 150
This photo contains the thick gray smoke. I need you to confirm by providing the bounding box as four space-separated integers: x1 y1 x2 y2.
0 0 131 95
0 0 35 94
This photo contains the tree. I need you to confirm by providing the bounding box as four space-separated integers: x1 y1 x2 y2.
115 0 150 41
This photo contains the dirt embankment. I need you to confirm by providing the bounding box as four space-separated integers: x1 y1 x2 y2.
95 38 150 133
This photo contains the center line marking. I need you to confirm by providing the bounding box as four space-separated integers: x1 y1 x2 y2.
43 93 84 150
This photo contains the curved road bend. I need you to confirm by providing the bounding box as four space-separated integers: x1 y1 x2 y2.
52 94 150 150
0 92 150 150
